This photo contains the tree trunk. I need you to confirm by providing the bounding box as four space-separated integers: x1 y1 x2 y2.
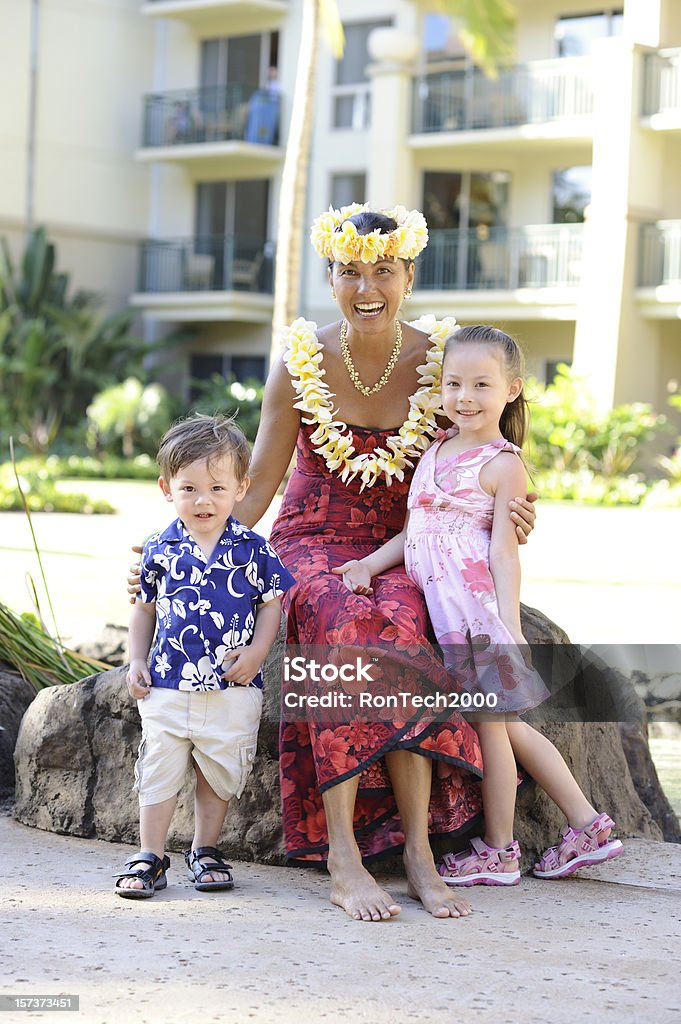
269 0 320 365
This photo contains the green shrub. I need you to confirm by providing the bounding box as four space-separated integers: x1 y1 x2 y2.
86 378 174 457
0 453 158 481
0 462 114 513
190 377 264 443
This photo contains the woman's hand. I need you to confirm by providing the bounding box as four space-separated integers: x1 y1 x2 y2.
128 545 143 604
510 492 539 544
331 560 373 595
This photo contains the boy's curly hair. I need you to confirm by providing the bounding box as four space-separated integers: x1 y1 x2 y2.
157 413 250 482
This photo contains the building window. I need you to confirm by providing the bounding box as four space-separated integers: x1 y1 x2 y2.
194 180 272 292
422 13 466 66
332 20 391 130
330 173 367 209
552 167 592 223
423 171 510 231
545 359 571 385
554 11 623 58
190 353 267 400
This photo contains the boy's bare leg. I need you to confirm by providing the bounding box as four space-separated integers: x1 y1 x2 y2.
385 749 472 919
324 775 401 922
118 795 177 890
190 764 231 883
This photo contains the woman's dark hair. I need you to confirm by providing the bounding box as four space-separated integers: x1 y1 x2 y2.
339 211 398 236
330 211 413 270
443 325 529 448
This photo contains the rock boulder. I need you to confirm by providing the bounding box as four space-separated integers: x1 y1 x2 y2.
13 607 676 866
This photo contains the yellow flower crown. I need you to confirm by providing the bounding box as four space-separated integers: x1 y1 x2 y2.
310 203 429 264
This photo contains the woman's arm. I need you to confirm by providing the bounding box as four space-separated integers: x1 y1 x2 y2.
235 356 301 529
487 454 529 642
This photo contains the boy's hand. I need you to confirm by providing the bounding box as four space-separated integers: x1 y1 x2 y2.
127 658 152 700
331 560 373 595
222 648 263 686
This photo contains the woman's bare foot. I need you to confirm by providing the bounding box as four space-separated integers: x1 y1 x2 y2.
328 853 401 922
403 846 472 919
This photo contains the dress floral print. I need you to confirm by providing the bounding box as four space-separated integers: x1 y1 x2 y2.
140 516 294 691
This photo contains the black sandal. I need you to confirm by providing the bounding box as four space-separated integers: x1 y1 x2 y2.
184 846 234 891
114 851 170 900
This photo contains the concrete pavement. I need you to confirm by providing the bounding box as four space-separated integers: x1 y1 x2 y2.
2 811 680 1024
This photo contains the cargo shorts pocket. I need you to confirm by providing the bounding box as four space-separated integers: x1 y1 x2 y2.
235 740 257 799
133 737 147 794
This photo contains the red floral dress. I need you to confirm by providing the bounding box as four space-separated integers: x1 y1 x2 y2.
270 422 485 863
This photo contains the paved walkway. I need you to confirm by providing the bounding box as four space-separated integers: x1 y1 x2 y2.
1 813 680 1023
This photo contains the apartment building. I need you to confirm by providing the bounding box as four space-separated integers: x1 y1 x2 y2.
3 0 680 420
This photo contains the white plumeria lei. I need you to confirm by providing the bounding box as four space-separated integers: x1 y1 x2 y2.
282 315 458 490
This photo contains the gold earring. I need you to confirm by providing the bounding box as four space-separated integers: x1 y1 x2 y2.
331 288 337 301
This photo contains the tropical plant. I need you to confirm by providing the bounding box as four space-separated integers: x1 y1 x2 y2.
86 378 173 458
190 376 265 443
528 365 665 480
0 601 108 690
270 0 517 360
0 228 145 453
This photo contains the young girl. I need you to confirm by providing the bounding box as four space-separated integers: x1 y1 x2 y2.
333 325 624 885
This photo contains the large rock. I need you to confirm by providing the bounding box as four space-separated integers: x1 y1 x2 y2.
0 668 37 796
13 608 675 866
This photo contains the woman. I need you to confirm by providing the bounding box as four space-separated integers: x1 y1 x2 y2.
132 204 536 921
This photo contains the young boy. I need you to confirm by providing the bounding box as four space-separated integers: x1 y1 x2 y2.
115 413 294 899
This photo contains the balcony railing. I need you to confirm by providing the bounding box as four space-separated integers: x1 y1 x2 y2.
642 49 681 117
138 236 275 294
142 85 281 148
412 57 594 134
416 225 584 291
638 221 681 286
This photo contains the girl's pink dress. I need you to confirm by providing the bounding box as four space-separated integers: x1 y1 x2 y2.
405 430 550 713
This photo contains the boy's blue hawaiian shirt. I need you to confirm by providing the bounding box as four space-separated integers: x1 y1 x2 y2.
139 516 295 691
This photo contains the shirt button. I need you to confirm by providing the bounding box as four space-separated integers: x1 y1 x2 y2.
248 753 254 762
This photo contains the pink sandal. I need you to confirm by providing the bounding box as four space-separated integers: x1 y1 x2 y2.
533 812 624 879
438 837 521 887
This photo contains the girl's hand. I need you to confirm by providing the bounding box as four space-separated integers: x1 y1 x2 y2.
510 492 538 545
510 631 533 669
331 560 373 595
128 545 143 604
127 658 151 700
222 648 262 686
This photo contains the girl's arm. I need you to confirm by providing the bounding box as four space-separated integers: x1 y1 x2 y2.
331 516 409 594
127 600 157 699
234 356 301 529
486 454 529 643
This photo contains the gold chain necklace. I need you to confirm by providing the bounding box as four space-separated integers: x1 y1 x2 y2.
340 318 402 397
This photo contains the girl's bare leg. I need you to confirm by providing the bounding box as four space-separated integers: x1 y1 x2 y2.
385 749 472 919
324 775 401 922
475 720 519 863
506 720 600 829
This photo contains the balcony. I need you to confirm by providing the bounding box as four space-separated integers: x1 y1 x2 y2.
136 85 283 175
641 49 681 132
411 57 594 151
132 235 275 323
411 224 584 321
141 0 288 37
637 221 681 318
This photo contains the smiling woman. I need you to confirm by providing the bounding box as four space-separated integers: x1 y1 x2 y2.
217 202 540 922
